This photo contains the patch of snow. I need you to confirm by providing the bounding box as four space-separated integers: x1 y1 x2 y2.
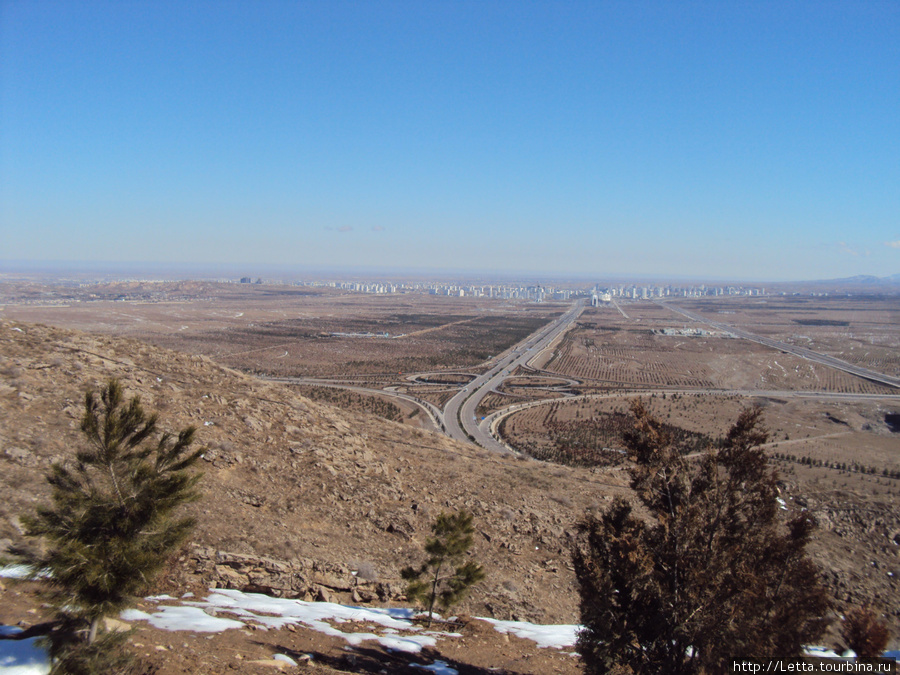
482 618 579 649
0 632 51 675
124 605 244 632
414 660 458 675
272 654 297 666
201 589 418 630
120 589 871 663
120 609 154 622
372 634 437 653
123 589 442 654
776 497 788 510
0 565 33 579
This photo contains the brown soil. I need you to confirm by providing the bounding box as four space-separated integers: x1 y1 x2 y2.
0 281 557 378
541 303 898 394
0 580 582 674
2 282 899 666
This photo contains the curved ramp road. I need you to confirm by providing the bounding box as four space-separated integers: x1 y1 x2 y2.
443 299 586 452
269 378 445 433
267 299 586 447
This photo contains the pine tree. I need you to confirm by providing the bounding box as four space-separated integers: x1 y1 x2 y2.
573 400 830 675
24 379 204 643
401 510 485 626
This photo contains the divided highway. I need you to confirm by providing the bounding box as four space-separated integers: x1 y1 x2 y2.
442 299 586 452
661 302 900 390
269 296 898 457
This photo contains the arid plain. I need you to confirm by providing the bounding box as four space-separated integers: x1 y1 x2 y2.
1 278 899 671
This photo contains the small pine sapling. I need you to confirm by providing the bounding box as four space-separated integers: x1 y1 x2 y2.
402 510 485 626
24 378 204 644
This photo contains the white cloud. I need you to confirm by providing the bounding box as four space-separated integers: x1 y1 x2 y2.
885 240 900 249
837 242 859 256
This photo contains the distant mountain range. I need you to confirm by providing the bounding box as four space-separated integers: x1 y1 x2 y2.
824 274 900 285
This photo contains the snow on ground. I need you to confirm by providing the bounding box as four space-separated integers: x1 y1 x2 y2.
413 660 458 675
125 588 570 652
124 589 445 654
0 565 34 580
121 605 245 633
4 583 891 673
482 618 578 649
118 588 577 672
0 626 51 675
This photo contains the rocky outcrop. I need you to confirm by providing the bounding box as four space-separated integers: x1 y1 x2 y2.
189 546 404 604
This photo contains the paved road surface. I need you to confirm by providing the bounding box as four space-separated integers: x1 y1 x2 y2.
271 298 900 456
268 378 445 433
442 299 587 452
660 302 900 390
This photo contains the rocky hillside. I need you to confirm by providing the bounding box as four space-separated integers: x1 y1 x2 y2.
0 319 630 625
4 318 898 665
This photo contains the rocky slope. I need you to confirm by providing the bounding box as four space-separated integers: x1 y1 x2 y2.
0 319 629 626
2 317 897 664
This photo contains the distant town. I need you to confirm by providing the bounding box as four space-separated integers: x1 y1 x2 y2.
250 277 768 303
8 268 894 309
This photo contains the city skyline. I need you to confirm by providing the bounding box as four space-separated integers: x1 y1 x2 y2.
2 1 898 281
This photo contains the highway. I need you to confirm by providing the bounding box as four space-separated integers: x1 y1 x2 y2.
269 299 586 452
269 296 898 456
660 302 900 390
268 378 446 433
269 296 899 456
442 299 587 452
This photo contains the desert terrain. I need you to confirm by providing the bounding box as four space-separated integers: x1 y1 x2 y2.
1 278 899 672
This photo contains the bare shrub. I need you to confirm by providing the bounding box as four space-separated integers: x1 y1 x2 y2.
840 606 890 658
355 561 379 582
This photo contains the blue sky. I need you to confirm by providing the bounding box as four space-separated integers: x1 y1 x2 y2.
1 1 898 281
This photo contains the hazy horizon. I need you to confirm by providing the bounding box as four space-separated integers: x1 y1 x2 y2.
2 2 898 280
3 258 898 289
